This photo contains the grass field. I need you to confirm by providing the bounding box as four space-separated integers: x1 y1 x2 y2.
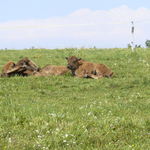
0 48 150 149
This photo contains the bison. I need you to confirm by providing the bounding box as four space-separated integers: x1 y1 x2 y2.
1 57 39 77
32 65 68 77
65 56 114 79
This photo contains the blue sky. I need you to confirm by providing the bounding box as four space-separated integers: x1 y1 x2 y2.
0 0 150 49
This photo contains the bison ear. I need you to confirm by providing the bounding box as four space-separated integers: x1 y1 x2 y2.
65 57 68 60
78 58 82 61
23 57 28 61
37 67 41 72
12 63 16 68
26 60 30 65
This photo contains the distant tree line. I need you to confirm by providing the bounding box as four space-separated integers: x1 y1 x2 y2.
145 39 150 48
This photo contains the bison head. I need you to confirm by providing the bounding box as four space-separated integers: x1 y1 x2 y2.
17 58 36 71
65 56 81 70
16 57 38 76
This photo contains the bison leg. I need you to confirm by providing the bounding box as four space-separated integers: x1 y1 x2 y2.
86 74 103 79
73 73 88 78
86 68 103 79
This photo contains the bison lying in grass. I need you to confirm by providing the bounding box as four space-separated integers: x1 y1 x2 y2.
65 56 114 79
1 57 39 77
32 65 68 77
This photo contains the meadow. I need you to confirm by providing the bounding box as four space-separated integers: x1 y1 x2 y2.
0 47 150 149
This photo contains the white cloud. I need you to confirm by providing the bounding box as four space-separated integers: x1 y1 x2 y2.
0 5 150 49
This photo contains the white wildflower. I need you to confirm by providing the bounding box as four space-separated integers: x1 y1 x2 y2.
80 106 83 109
35 130 39 133
88 112 91 115
56 128 59 131
129 145 132 148
128 59 131 63
51 113 56 117
84 129 88 132
143 60 146 63
65 134 68 138
8 138 11 143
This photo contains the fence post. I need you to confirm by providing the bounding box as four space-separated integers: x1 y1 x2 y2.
131 21 134 52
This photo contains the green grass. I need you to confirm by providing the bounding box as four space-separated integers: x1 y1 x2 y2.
0 48 150 149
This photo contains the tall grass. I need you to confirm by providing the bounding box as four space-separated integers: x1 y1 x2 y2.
0 48 150 149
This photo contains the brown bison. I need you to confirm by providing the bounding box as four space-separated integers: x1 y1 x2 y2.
65 56 114 79
1 57 39 77
32 65 68 77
